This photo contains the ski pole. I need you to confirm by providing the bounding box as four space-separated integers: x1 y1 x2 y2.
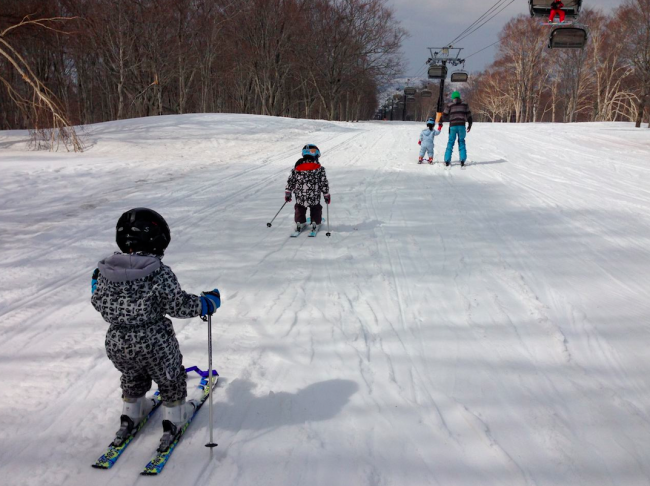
267 201 288 228
326 203 331 237
205 312 217 449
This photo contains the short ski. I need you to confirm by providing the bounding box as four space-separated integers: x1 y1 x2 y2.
92 391 163 469
140 375 216 475
308 224 321 237
290 223 307 237
291 218 325 238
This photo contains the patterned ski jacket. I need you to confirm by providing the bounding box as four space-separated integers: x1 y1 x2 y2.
443 100 473 128
91 252 201 328
419 127 442 146
285 158 330 207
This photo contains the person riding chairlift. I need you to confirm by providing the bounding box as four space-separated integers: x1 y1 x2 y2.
549 1 566 23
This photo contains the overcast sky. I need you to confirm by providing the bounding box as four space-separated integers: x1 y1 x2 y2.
388 0 628 78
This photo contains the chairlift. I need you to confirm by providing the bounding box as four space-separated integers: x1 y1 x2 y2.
450 71 469 83
404 87 417 96
421 89 433 98
529 0 582 20
428 65 447 80
548 26 588 49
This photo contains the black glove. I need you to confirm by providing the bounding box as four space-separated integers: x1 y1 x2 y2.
285 191 292 202
467 126 472 133
324 194 331 205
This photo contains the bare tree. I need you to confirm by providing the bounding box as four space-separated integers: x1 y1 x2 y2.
0 14 83 151
619 0 650 127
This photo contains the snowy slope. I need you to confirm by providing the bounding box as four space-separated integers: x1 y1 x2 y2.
1 115 650 486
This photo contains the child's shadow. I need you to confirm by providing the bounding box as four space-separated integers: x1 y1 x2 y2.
214 378 358 432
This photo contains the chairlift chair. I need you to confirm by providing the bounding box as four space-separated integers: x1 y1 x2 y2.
548 25 588 48
404 87 417 96
529 0 582 20
428 65 447 80
421 89 433 98
450 71 469 83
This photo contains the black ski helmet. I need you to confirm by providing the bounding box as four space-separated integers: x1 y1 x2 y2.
116 208 171 256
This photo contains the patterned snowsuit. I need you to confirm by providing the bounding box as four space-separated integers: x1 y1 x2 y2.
91 253 202 403
419 127 442 160
285 158 330 224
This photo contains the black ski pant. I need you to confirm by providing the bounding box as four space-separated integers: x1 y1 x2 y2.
295 203 322 224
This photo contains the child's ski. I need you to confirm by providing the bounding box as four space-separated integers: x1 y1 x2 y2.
92 391 162 469
290 223 307 237
140 375 216 475
291 218 325 238
308 224 321 237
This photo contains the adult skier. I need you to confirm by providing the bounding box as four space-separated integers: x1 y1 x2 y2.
285 144 330 232
442 91 473 167
418 117 443 164
549 1 566 23
91 208 221 451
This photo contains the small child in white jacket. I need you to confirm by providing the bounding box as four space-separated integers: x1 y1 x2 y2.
418 118 442 164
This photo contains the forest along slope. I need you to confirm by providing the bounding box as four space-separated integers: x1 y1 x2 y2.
0 115 649 486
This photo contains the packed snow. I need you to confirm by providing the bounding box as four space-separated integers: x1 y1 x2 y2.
1 115 649 486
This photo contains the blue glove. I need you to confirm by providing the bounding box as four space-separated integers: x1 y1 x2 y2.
200 289 221 316
91 268 99 294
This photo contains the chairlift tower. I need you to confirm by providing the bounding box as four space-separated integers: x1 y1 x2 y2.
427 47 466 122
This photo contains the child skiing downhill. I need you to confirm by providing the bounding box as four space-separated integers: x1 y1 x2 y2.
285 144 331 233
91 207 221 452
418 118 442 164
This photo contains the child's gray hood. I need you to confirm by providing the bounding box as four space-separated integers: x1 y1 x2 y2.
98 253 161 282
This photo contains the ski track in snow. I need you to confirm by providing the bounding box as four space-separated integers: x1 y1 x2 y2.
1 115 650 485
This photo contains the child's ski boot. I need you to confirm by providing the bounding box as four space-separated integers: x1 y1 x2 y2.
114 395 156 446
159 399 198 451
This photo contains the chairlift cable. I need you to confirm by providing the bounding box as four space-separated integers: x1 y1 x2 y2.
402 60 428 80
447 0 509 46
412 61 429 79
453 0 515 45
465 39 501 60
447 0 507 46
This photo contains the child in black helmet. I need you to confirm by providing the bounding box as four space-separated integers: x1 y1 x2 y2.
285 144 331 232
91 207 221 450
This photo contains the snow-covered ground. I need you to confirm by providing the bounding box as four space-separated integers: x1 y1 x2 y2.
1 115 650 486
